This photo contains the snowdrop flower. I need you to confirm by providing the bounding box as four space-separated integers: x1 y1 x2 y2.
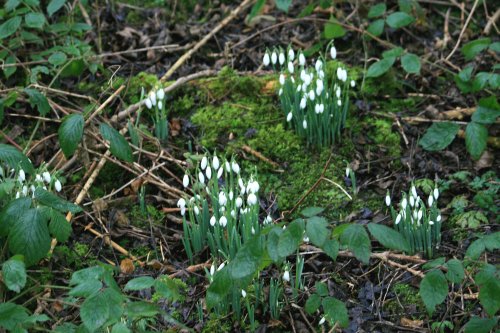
247 193 258 205
157 88 165 100
158 101 163 110
308 90 315 101
35 174 42 182
236 197 243 208
411 185 418 198
337 100 342 106
264 215 273 224
279 52 285 65
300 97 307 109
247 181 259 194
409 195 415 207
225 161 231 172
194 206 200 215
238 178 244 190
345 166 350 178
336 87 341 99
395 214 402 225
206 166 212 180
385 193 391 206
30 185 36 193
350 80 356 88
271 51 277 64
287 61 294 73
212 155 220 170
149 91 157 106
433 187 439 200
288 48 295 61
296 84 302 92
279 74 285 85
231 210 236 218
299 53 306 66
304 73 312 86
303 119 307 129
287 112 293 122
15 191 20 199
42 171 51 183
217 262 225 271
251 226 255 235
219 191 227 206
198 171 205 184
263 52 270 66
231 161 240 174
201 156 208 170
229 191 234 200
183 174 189 188
241 289 247 298
210 216 216 226
315 59 323 72
427 195 434 207
401 197 408 210
417 209 423 221
341 68 347 82
319 104 324 113
177 198 186 216
283 270 290 282
22 185 28 196
217 167 223 179
18 169 26 182
145 98 153 109
54 179 62 192
210 264 215 276
319 317 326 325
330 45 337 59
300 69 307 82
303 235 309 242
336 67 343 81
278 88 283 96
316 81 323 96
429 220 434 225
315 104 321 114
219 216 227 227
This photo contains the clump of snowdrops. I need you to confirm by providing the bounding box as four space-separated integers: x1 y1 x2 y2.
143 87 168 141
263 41 355 147
179 153 273 262
1 163 63 200
386 184 442 258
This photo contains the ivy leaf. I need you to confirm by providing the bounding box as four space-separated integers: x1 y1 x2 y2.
461 38 491 60
24 88 50 116
58 113 84 157
34 187 81 213
386 12 415 28
366 57 396 78
444 259 464 284
306 216 328 247
464 316 498 333
0 144 34 173
472 96 500 125
340 224 371 264
8 208 51 266
367 223 409 252
367 19 385 37
419 270 448 315
322 297 348 327
401 53 421 74
81 290 110 332
465 122 488 160
419 122 460 151
47 0 67 17
124 277 155 291
100 123 133 162
2 255 26 293
368 3 386 18
0 16 22 39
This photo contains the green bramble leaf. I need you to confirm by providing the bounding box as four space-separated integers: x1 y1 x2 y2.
366 57 396 78
34 187 81 213
80 290 111 332
322 239 339 261
48 209 72 242
24 13 46 29
367 19 385 37
322 297 348 327
0 16 22 39
401 53 421 74
419 122 460 151
124 277 155 291
465 122 488 160
24 88 50 116
47 0 67 17
476 265 500 316
300 206 324 217
70 266 105 285
48 52 67 66
464 317 498 333
461 38 491 60
2 255 27 293
339 224 371 264
58 113 84 157
444 259 464 284
274 0 292 13
386 12 414 29
0 197 32 237
100 123 133 162
306 216 328 247
382 47 404 58
324 20 346 39
368 3 386 18
0 144 34 173
305 294 321 314
69 280 103 298
367 223 409 252
277 219 304 258
419 270 448 315
472 96 500 125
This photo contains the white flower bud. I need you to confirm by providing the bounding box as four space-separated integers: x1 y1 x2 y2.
287 112 293 122
177 198 186 208
279 52 285 65
288 61 294 73
157 88 165 100
35 174 42 182
288 48 295 61
330 46 337 59
433 187 439 200
145 98 153 109
241 289 247 298
417 209 423 221
350 80 356 88
210 264 215 276
283 270 290 282
22 185 28 196
231 161 240 174
337 100 342 106
336 67 343 81
219 216 227 227
251 226 255 235
54 179 62 192
42 171 51 183
429 220 434 225
210 216 216 226
308 90 315 101
385 193 391 207
395 214 402 225
303 119 307 129
212 155 220 170
225 161 231 172
157 101 163 110
271 51 277 64
315 59 322 72
300 97 307 109
319 104 324 113
319 317 326 325
194 206 200 215
299 53 306 66
183 174 189 188
149 91 157 106
18 169 26 182
264 215 273 224
428 195 434 207
198 171 205 184
217 167 223 179
206 166 212 180
236 197 243 208
247 193 257 205
401 197 407 210
201 156 208 170
411 186 417 198
217 262 225 271
219 191 227 206
263 52 270 66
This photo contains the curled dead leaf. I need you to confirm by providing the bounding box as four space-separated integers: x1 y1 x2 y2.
120 258 135 275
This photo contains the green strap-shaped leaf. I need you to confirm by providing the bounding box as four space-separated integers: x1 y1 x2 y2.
100 123 133 162
58 113 84 157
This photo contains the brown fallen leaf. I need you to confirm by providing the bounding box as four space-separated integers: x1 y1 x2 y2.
120 258 135 275
400 317 423 328
170 118 182 137
261 80 278 95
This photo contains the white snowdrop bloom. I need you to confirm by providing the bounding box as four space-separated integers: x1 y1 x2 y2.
225 161 231 172
54 179 62 192
177 198 186 208
283 270 290 282
279 74 285 85
264 215 273 224
411 186 418 198
212 155 220 170
315 59 323 72
304 73 312 86
219 216 227 227
271 51 277 64
217 262 225 271
18 169 26 182
238 178 244 190
145 97 153 109
300 69 306 82
278 88 283 96
210 264 215 276
436 214 442 222
198 171 205 184
409 195 415 207
296 83 302 92
263 52 270 66
241 289 247 298
385 193 391 206
316 81 324 96
229 191 234 200
341 69 347 82
345 167 350 178
231 210 236 218
303 235 309 242
15 191 20 199
22 185 28 196
330 45 337 59
288 61 294 73
42 171 51 183
299 53 306 66
149 91 157 106
308 90 315 101
319 317 326 325
300 97 307 109
401 197 408 210
433 187 439 200
302 84 308 93
241 208 248 214
395 214 402 225
315 104 321 114
413 210 418 220
35 174 42 182
183 174 189 188
217 167 223 179
194 206 200 215
428 195 434 207
288 48 295 61
205 166 212 180
158 100 163 110
210 216 216 226
219 191 227 206
287 112 293 122
30 185 36 193
157 88 165 100
319 104 324 113
279 52 285 65
303 119 307 129
337 100 342 106
350 80 356 88
429 220 434 225
251 226 256 235
236 197 243 208
417 209 423 221
201 156 208 170
336 67 343 81
247 193 258 205
231 161 240 174
336 87 341 98
319 70 325 79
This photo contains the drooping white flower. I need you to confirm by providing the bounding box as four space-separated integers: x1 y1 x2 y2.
54 179 62 192
42 171 51 183
219 216 227 227
157 88 165 100
288 61 294 73
427 195 434 207
183 174 189 188
219 191 227 206
315 59 323 72
30 185 36 193
238 178 244 190
303 235 309 242
158 101 163 110
319 317 326 325
201 156 208 170
264 215 273 224
229 191 234 200
433 187 439 200
417 209 423 221
149 91 157 106
35 174 42 182
287 112 293 122
217 262 225 271
231 161 240 174
350 80 356 88
288 48 295 61
340 68 347 82
15 191 20 199
241 289 247 298
236 197 243 208
336 67 343 81
283 270 290 282
330 45 337 59
177 198 186 216
145 97 153 109
401 197 408 210
225 161 231 172
18 169 26 182
279 74 285 85
385 193 391 206
299 53 306 66
271 51 278 64
279 52 285 65
308 90 315 101
409 195 415 207
217 167 223 179
247 193 258 205
319 104 324 113
206 166 212 180
194 206 200 215
395 214 402 225
337 100 342 106
198 171 205 184
212 155 220 170
210 216 216 226
315 104 321 114
411 185 418 198
303 119 307 129
22 185 28 196
336 87 341 99
251 226 255 234
319 69 325 79
345 167 350 178
263 52 270 66
429 220 434 225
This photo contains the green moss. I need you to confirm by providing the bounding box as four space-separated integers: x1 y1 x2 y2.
385 283 424 318
129 204 166 228
367 119 402 160
54 243 98 269
112 72 159 104
89 163 129 198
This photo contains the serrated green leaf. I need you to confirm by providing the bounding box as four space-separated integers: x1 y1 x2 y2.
230 236 265 280
300 206 324 217
461 38 491 60
3 56 16 79
0 16 22 39
69 280 102 297
366 57 396 78
124 301 159 319
24 88 50 116
0 302 30 330
382 47 404 58
266 227 283 262
322 239 339 261
419 122 460 151
8 208 51 266
80 290 110 332
111 323 131 333
48 209 71 242
25 12 46 29
306 216 328 247
464 316 498 333
419 270 448 315
0 197 32 237
324 20 346 39
476 265 500 316
315 281 329 297
34 187 81 213
0 144 34 173
465 239 485 260
422 257 446 270
48 51 67 66
483 232 500 251
322 297 348 327
70 266 105 285
47 0 67 17
472 96 500 125
305 294 321 314
367 223 410 252
444 259 464 283
386 12 414 28
278 219 304 258
367 19 385 37
100 123 133 162
340 224 371 264
368 3 386 18
2 256 26 293
124 276 155 291
465 122 488 160
401 53 421 74
58 113 84 157
206 267 232 309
